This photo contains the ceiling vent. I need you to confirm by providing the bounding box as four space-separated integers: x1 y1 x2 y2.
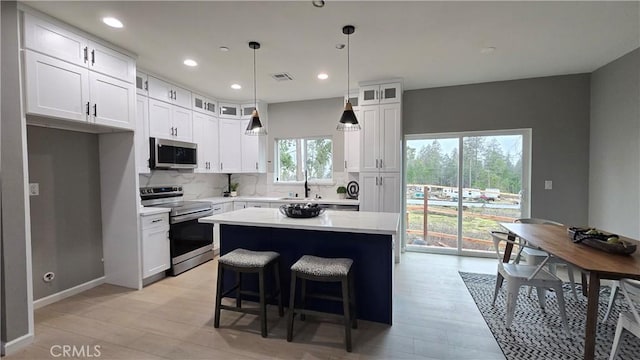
271 72 294 82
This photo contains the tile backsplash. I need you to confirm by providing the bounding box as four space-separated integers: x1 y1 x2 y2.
139 171 360 200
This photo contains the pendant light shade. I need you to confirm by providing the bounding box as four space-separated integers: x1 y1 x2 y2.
337 25 360 131
246 41 266 135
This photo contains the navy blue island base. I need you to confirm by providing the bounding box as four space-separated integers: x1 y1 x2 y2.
219 224 394 325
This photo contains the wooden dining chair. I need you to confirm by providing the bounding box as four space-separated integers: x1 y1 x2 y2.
513 218 579 301
490 231 570 335
608 279 640 360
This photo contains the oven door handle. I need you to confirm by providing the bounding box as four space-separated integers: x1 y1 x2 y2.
171 209 214 224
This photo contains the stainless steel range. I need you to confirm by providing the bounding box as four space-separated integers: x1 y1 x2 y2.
140 186 214 275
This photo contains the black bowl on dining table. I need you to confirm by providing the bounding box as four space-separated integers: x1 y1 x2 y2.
568 227 637 255
279 203 325 218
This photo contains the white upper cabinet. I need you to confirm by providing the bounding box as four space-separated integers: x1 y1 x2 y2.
192 112 219 173
360 103 401 173
192 93 218 116
148 98 193 142
24 50 135 130
345 90 360 108
147 76 192 109
136 71 149 96
344 107 361 172
135 95 150 173
241 104 256 118
219 102 241 119
218 119 243 173
241 119 262 172
23 13 135 83
359 82 402 106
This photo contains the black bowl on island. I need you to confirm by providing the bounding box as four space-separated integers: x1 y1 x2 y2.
279 203 325 218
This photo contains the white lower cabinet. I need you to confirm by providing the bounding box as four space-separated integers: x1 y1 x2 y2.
233 201 247 211
270 203 282 209
246 202 268 208
140 212 170 279
359 172 401 213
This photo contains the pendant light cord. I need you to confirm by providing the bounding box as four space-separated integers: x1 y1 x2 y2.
346 32 350 100
253 47 257 107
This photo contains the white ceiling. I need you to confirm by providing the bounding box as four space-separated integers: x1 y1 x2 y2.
22 1 639 104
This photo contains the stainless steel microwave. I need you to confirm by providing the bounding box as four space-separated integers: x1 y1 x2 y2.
149 138 197 169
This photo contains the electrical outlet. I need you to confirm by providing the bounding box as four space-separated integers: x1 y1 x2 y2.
544 180 553 190
29 183 39 196
43 272 55 282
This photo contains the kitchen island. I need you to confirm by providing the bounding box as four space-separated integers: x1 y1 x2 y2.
199 207 399 324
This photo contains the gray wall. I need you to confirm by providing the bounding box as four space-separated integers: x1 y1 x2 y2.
404 74 591 225
27 126 104 300
267 97 343 173
1 0 31 345
589 48 640 238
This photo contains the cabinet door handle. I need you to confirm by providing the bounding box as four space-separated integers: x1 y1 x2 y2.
86 102 90 116
379 158 383 168
93 104 97 117
255 162 258 170
170 127 174 136
345 160 347 169
174 91 177 101
380 176 383 186
375 159 379 168
175 127 178 136
220 163 223 170
91 49 95 65
144 80 148 90
151 219 163 223
169 90 173 100
83 47 89 63
375 176 378 186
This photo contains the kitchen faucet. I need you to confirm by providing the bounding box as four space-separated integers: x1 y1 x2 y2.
304 170 310 198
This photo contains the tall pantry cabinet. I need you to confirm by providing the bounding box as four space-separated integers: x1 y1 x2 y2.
358 81 402 213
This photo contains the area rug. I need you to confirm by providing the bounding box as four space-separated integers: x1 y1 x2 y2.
459 272 640 360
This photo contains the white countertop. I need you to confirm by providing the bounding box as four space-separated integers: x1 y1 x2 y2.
197 196 359 206
199 207 398 236
138 206 171 216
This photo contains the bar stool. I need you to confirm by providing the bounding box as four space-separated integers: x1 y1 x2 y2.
214 248 284 338
287 255 357 352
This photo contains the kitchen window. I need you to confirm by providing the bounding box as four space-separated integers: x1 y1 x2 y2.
275 137 333 183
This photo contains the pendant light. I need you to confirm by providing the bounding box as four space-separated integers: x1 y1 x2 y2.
337 25 360 131
245 41 267 135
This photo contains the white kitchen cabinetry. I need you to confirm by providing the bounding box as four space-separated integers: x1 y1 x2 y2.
218 119 243 173
233 201 247 211
193 93 217 116
241 104 256 118
360 103 401 173
24 50 135 130
192 112 219 172
246 202 267 208
140 212 170 279
223 202 234 213
136 71 149 96
148 76 192 109
241 119 264 172
148 98 193 142
23 13 135 84
219 102 241 118
358 82 402 106
359 172 401 213
135 95 150 173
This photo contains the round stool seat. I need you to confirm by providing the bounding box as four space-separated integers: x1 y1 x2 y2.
291 255 353 277
218 248 279 268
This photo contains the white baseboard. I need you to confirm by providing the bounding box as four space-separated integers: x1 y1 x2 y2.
33 276 105 310
2 332 34 356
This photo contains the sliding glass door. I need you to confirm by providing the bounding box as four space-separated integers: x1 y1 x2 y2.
404 129 530 256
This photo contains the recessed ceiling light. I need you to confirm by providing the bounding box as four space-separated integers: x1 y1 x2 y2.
481 46 496 54
183 59 198 67
231 84 242 90
102 17 123 28
220 46 230 52
317 73 329 80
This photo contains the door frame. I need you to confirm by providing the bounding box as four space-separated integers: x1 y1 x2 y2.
402 128 531 257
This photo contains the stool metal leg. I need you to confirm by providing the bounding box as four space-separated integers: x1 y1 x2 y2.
341 277 352 352
287 272 297 342
273 261 284 317
214 265 224 328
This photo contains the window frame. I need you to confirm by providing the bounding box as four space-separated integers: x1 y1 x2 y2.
274 136 334 184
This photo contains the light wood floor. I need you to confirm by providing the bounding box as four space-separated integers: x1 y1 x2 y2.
7 253 506 360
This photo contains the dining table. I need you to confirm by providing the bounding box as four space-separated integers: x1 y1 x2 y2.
500 223 640 360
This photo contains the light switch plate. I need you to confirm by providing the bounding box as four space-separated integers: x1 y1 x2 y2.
29 183 39 196
544 180 553 190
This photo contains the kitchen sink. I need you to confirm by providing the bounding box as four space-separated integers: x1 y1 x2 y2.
279 197 314 201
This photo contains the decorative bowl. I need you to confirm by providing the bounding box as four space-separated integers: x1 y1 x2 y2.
279 203 325 218
568 227 637 255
